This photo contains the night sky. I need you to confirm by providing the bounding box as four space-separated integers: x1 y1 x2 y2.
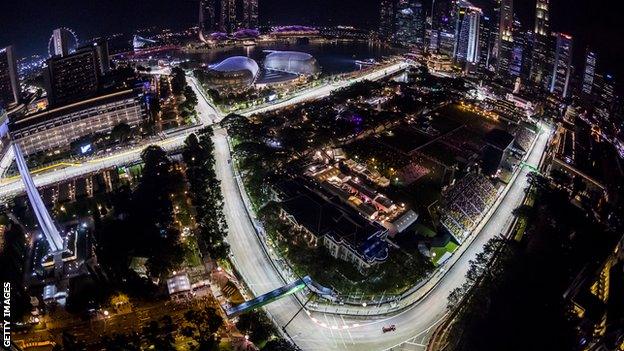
0 0 622 78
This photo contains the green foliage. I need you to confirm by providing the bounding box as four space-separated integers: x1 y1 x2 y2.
111 122 133 143
182 307 224 350
94 145 186 286
262 339 300 351
236 311 277 345
171 67 187 96
183 129 230 260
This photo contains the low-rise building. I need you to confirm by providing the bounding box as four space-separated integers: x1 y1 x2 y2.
278 181 389 272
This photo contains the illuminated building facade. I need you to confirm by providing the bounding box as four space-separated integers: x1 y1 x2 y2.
495 0 514 75
51 28 72 57
430 0 456 51
9 89 147 156
200 0 258 37
199 0 216 42
0 46 19 109
379 0 398 41
530 0 550 84
454 2 481 65
44 47 100 107
549 33 573 98
478 14 495 72
581 49 597 96
394 0 425 46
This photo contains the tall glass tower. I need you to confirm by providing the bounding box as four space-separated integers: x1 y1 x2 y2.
549 33 573 98
529 0 550 84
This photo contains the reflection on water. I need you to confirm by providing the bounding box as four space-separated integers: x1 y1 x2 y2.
180 41 404 75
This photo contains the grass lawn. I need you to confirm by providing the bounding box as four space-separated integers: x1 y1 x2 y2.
431 240 458 266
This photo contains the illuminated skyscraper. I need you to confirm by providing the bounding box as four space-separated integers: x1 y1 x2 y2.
199 0 216 42
0 46 19 109
581 49 597 96
200 0 258 37
549 33 573 98
220 0 237 33
497 0 513 42
495 0 514 75
379 0 398 41
454 2 481 65
44 47 100 107
394 0 425 46
432 0 455 33
52 28 72 57
530 0 550 84
430 0 456 51
241 0 259 30
478 14 495 72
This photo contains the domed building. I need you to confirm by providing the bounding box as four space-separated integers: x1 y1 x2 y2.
205 56 259 89
263 51 319 76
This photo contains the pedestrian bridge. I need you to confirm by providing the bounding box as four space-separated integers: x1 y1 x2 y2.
226 276 334 318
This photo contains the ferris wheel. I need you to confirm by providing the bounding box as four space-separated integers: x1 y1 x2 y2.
47 27 79 57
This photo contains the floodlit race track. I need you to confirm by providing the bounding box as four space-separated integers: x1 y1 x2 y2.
0 60 552 350
214 121 551 350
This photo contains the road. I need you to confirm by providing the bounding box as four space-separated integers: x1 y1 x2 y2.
0 61 407 200
1 59 551 350
214 119 552 350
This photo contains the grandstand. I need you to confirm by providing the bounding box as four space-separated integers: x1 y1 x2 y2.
440 173 499 243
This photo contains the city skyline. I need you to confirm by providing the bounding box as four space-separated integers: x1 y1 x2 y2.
0 0 622 81
1 1 624 350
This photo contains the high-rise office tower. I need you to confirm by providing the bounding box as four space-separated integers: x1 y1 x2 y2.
199 0 216 42
549 33 573 98
432 0 455 33
51 28 72 57
220 0 237 32
44 47 100 107
431 0 456 50
241 0 259 29
92 39 110 76
394 0 425 46
495 0 514 75
201 0 258 34
379 0 398 41
581 49 597 96
0 46 19 109
454 2 481 65
478 14 495 72
438 31 456 57
497 0 513 42
529 0 549 84
199 0 246 38
510 30 533 79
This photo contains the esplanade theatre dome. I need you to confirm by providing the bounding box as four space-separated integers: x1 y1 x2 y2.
263 51 319 76
205 56 260 88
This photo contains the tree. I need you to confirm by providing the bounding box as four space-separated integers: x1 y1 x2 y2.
182 307 224 350
111 122 132 143
236 311 276 344
171 67 187 95
183 85 198 108
262 339 300 351
101 333 141 351
182 131 230 260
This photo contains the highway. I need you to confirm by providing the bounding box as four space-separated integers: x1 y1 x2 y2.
0 59 552 350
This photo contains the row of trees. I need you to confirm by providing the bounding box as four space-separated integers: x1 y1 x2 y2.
94 145 186 289
182 128 230 260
